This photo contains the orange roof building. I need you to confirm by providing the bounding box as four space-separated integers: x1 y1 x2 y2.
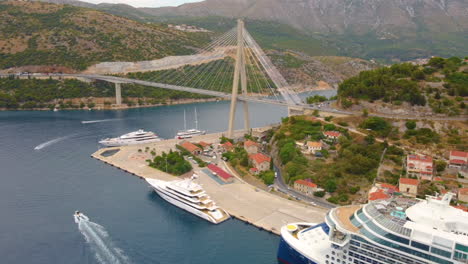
249 153 271 172
399 178 419 197
369 190 391 201
244 140 260 154
406 154 433 180
306 141 321 151
294 179 318 196
220 141 234 152
198 141 212 149
180 141 201 155
449 150 467 168
324 131 341 139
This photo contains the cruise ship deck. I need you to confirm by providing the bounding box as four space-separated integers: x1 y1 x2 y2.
279 194 468 264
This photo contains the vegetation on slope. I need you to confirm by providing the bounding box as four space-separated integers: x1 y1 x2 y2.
0 76 212 109
338 57 468 115
0 1 209 70
273 116 393 205
125 58 275 94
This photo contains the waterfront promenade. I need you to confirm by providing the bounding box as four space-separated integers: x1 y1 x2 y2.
92 128 327 235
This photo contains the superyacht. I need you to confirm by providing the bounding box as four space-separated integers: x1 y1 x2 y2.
278 193 468 264
146 175 229 224
99 129 161 146
176 108 206 139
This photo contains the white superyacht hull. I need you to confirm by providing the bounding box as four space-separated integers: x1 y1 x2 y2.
99 138 161 147
147 180 228 224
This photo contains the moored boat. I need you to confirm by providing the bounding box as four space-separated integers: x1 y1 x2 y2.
99 129 161 146
146 175 229 224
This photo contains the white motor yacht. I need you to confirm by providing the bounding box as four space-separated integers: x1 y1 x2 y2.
99 129 161 147
146 175 229 224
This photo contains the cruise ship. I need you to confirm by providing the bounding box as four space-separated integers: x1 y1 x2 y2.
146 175 230 224
278 193 468 264
99 129 161 146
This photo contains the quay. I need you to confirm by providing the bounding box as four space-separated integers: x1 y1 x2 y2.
92 128 327 235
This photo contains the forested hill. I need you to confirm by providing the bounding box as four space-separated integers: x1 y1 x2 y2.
0 1 209 71
338 57 468 116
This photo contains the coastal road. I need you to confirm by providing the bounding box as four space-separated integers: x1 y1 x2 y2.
273 165 336 209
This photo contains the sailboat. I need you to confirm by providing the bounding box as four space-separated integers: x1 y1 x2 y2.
175 108 206 139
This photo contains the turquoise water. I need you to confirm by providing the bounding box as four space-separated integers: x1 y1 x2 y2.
0 92 333 264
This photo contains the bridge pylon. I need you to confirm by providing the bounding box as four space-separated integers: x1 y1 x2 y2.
227 19 250 138
114 82 122 105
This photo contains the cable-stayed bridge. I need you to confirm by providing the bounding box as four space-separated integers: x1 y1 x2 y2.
4 20 342 136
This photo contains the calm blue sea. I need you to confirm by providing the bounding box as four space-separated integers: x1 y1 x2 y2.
0 92 333 264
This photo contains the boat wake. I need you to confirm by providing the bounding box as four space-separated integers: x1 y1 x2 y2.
77 214 132 264
81 119 121 124
34 135 73 150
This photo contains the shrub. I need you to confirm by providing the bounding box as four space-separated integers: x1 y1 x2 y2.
405 120 416 130
350 186 360 194
313 191 325 197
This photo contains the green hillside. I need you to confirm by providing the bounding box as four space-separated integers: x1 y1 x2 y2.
338 57 468 116
0 1 209 71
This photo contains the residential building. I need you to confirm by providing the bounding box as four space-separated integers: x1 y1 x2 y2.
207 164 234 183
179 141 201 155
399 178 419 197
306 141 322 154
323 131 341 140
406 154 433 180
458 188 468 203
368 182 398 201
368 190 390 201
449 150 467 169
294 179 318 196
249 153 271 172
244 140 260 154
219 141 234 152
198 141 212 150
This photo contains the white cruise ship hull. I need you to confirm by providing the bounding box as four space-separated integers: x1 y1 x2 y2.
147 179 228 224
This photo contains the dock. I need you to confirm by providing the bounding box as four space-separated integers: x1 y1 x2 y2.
92 128 327 235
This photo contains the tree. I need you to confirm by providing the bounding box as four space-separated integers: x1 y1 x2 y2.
325 179 337 193
411 70 425 80
405 120 416 130
313 191 325 197
435 160 447 172
428 57 446 69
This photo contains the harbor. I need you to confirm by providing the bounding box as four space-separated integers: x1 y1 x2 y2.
92 128 327 235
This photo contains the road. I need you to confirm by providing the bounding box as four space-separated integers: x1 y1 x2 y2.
273 165 336 209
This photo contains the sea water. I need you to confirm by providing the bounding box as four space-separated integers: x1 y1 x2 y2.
0 92 334 264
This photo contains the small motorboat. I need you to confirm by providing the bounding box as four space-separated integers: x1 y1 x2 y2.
74 211 89 223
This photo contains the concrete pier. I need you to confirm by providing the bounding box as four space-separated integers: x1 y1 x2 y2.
92 128 326 235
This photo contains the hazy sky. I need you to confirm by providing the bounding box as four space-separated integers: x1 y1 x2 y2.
81 0 204 8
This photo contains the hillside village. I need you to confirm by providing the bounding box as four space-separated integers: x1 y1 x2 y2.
145 113 467 210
